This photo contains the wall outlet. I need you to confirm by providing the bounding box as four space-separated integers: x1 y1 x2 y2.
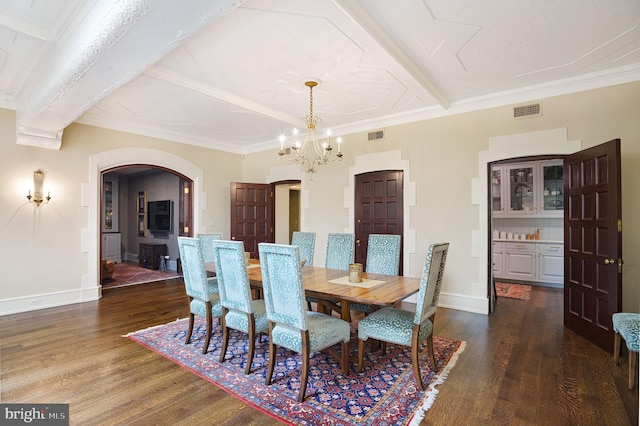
30 298 42 306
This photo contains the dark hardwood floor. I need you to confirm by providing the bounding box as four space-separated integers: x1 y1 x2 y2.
1 279 637 425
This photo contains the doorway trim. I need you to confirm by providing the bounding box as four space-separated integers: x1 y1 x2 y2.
472 128 581 314
85 148 203 297
346 150 416 277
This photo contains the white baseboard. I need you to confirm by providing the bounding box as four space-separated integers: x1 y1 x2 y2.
402 290 489 314
0 287 101 316
436 291 489 315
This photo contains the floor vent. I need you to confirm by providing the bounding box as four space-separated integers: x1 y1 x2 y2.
368 129 384 141
513 102 542 119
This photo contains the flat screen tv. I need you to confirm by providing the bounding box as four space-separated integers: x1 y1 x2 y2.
147 200 173 234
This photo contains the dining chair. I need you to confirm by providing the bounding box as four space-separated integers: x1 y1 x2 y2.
258 242 351 402
612 312 639 390
325 233 355 270
177 236 223 354
316 233 356 315
357 242 449 391
350 234 402 314
291 231 316 266
198 233 223 263
198 233 223 277
211 240 269 374
291 231 317 310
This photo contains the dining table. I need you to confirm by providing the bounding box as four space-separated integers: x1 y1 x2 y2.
207 260 422 322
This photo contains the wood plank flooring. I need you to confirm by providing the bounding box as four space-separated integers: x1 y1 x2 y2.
0 279 637 425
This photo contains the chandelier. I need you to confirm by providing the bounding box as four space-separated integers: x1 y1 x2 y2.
278 80 342 174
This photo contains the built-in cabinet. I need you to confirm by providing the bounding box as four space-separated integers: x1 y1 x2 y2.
493 241 563 285
102 177 119 232
101 174 121 262
492 160 563 218
492 159 564 286
102 232 122 262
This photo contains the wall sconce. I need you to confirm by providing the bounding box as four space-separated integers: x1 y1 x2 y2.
26 169 51 206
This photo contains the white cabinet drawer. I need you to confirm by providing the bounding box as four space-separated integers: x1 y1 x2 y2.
538 243 563 253
505 242 535 251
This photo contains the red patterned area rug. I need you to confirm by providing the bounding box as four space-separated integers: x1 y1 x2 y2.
103 262 180 288
496 282 532 300
127 318 465 425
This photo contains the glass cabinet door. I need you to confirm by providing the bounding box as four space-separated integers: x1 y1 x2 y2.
102 175 119 232
104 180 113 230
491 166 505 216
507 164 535 214
541 160 564 214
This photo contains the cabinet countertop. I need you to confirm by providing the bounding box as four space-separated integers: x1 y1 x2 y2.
493 239 563 244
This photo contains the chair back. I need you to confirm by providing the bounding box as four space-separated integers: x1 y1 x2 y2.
211 240 253 313
366 234 401 275
177 237 210 301
414 242 449 325
325 233 355 270
258 243 308 331
198 233 223 263
291 231 316 265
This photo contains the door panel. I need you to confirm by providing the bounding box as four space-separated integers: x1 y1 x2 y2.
354 171 403 274
230 182 274 259
564 139 622 352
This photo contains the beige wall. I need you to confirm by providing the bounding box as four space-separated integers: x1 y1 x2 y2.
0 115 241 313
1 81 639 315
242 81 640 313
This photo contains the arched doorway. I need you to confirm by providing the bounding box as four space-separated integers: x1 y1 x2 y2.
100 165 193 286
87 148 203 297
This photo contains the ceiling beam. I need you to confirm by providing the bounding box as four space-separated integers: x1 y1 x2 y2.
145 67 301 127
334 0 450 109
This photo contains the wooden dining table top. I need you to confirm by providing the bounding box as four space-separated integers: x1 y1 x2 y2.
206 260 421 321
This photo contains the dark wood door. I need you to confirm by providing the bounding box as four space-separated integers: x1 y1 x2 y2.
354 171 403 274
564 139 622 352
230 182 274 259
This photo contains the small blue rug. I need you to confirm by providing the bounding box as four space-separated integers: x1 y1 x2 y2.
127 318 465 425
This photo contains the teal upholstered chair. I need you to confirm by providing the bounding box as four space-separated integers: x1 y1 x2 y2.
291 231 316 266
198 233 223 263
291 231 316 310
198 233 223 277
365 234 401 275
316 233 355 315
325 233 355 270
258 243 351 402
613 312 640 390
357 242 449 391
177 237 223 354
212 240 268 374
351 234 402 314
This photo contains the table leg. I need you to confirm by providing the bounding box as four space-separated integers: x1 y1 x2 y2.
340 299 352 323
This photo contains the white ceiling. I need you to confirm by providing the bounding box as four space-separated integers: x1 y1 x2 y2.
1 0 639 153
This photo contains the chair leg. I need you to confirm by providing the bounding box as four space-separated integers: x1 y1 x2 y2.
185 313 195 344
411 324 425 391
341 340 349 375
427 335 436 371
245 314 256 375
265 322 276 386
613 332 621 365
219 309 229 363
298 331 311 402
357 339 365 373
202 302 213 354
629 350 637 391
